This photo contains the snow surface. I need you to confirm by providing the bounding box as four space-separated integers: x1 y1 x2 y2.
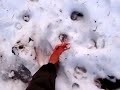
0 0 120 90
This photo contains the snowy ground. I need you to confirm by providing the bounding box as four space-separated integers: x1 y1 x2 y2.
0 0 120 90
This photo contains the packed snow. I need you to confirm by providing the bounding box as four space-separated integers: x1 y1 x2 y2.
0 0 120 90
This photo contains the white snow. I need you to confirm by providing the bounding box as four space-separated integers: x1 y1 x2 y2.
0 0 120 90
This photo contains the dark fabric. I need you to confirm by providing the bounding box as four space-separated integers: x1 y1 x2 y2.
26 63 57 90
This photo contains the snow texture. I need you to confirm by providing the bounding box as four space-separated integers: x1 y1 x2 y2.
0 0 120 90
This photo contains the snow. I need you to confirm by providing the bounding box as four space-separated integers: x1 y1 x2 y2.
0 0 120 90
